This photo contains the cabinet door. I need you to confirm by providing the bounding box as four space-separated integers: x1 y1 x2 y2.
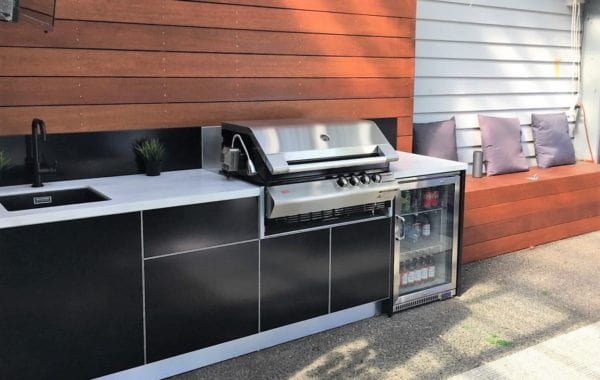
143 197 258 258
145 241 259 362
0 213 144 380
260 230 329 331
331 218 392 312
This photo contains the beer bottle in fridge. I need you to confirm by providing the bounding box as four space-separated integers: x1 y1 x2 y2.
400 261 408 287
413 258 422 284
427 255 436 281
420 256 429 282
407 260 415 285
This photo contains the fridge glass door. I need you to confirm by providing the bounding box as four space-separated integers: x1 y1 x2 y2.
395 176 459 300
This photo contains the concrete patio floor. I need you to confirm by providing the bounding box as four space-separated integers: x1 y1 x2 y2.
172 230 600 380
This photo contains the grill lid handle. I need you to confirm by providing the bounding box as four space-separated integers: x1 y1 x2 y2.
283 156 387 174
266 145 399 174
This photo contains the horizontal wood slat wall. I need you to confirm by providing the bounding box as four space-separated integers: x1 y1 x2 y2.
0 98 413 135
1 78 414 106
54 1 414 36
187 0 416 17
1 20 413 57
0 48 413 78
0 0 416 142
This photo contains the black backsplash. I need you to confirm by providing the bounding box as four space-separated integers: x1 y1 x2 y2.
0 127 202 187
0 118 395 188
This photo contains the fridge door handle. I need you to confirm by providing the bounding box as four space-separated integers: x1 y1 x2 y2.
395 215 406 241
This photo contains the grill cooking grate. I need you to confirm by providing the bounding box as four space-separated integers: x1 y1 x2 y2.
273 202 387 225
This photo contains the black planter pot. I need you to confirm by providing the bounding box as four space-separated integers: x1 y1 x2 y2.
145 160 162 176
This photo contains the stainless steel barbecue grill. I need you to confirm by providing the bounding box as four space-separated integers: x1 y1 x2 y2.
221 119 400 236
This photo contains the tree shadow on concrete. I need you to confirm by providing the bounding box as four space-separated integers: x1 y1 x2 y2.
173 233 600 380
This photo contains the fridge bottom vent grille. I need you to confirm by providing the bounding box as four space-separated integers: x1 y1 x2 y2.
394 294 442 312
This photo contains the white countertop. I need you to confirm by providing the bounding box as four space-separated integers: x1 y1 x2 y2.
0 169 260 229
391 151 467 179
0 152 465 229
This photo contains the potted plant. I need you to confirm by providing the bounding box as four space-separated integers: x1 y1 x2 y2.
0 150 12 179
134 138 166 176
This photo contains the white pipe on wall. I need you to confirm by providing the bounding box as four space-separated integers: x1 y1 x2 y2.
576 1 600 162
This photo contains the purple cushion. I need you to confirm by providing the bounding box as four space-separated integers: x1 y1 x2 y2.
478 114 529 176
531 113 576 168
413 117 458 161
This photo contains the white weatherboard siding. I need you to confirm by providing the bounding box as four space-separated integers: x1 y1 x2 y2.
414 0 581 171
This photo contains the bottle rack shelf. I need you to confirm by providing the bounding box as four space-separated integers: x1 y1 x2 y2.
401 244 442 262
398 207 443 217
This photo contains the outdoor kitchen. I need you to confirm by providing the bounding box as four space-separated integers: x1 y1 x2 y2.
0 0 598 379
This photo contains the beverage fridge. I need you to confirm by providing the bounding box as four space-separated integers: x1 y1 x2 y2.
388 173 464 314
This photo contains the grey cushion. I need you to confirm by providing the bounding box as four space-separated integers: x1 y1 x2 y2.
531 113 576 168
478 114 529 176
413 117 458 161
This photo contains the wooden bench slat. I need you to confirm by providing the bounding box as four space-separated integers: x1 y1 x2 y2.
465 161 600 209
464 187 600 227
464 200 600 245
465 172 600 210
466 162 600 192
463 215 600 263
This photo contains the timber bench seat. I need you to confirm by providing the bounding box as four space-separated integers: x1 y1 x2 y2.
462 161 600 263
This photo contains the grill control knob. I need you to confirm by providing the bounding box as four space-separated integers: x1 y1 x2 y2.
371 174 382 183
360 174 371 185
348 175 360 186
336 177 349 187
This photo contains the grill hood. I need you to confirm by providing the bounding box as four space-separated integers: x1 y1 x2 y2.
222 119 398 176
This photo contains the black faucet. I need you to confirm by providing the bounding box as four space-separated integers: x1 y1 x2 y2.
30 118 57 187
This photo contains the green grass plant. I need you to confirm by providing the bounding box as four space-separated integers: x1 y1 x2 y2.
134 138 165 162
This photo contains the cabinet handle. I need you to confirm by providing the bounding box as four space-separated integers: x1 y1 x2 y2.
395 215 406 241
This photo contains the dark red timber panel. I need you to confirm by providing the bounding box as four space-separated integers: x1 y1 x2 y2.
0 0 416 137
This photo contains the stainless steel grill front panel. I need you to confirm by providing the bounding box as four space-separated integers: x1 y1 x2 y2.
266 175 399 219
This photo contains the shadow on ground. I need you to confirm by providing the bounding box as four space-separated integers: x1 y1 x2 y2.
172 231 600 380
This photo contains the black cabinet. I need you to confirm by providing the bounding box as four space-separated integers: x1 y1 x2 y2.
331 218 392 312
143 198 258 258
0 213 144 380
260 230 330 331
145 241 259 362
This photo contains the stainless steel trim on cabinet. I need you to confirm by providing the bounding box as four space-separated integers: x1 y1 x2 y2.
258 188 265 238
258 240 262 333
396 173 460 190
143 239 260 261
451 178 461 289
328 228 332 314
261 215 391 240
201 126 223 172
140 211 147 365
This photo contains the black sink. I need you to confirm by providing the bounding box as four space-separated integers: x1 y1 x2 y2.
0 188 110 212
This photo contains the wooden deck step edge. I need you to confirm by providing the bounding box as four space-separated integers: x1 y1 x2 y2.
462 215 600 263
